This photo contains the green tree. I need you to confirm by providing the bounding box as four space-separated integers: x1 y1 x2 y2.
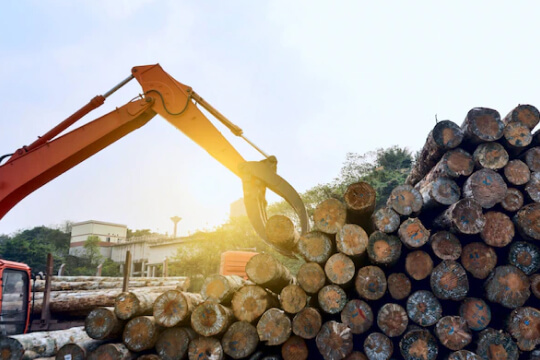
83 235 103 267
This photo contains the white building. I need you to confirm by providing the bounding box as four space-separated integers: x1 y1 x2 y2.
69 220 127 258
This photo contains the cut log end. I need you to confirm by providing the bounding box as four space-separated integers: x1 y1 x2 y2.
430 231 462 261
316 321 354 360
318 284 347 314
313 198 348 234
399 329 439 360
504 104 540 129
398 218 430 249
367 231 402 265
355 266 387 301
462 107 504 143
405 251 433 281
188 337 223 360
459 297 491 331
265 215 299 251
122 316 160 352
435 316 472 351
387 185 423 216
406 290 442 327
222 321 259 359
297 231 334 264
372 207 400 233
364 332 393 360
508 306 540 351
377 303 408 337
292 307 322 339
256 308 292 346
296 262 325 295
340 299 374 335
336 224 368 257
485 265 531 309
430 260 469 301
387 273 412 300
461 242 497 279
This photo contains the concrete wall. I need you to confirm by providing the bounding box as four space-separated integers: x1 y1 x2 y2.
69 220 127 257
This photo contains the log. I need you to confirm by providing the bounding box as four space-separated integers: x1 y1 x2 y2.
153 290 203 327
480 211 515 248
371 207 400 234
473 142 509 170
188 337 223 360
344 352 368 360
0 337 24 360
504 159 531 186
399 329 438 360
448 351 482 360
530 274 540 299
434 316 472 351
476 328 519 360
88 343 133 360
51 276 188 283
503 104 540 129
279 284 307 314
531 350 540 360
318 285 347 314
414 148 474 190
55 340 105 360
137 355 160 360
336 224 369 258
114 291 161 320
8 327 91 360
514 203 540 240
85 307 125 340
344 181 377 225
377 303 408 337
313 198 347 234
406 120 464 186
281 336 308 360
461 242 497 279
430 260 469 301
417 177 460 209
367 231 401 266
296 231 334 265
32 278 190 292
324 253 355 286
256 308 291 346
433 198 485 234
525 171 540 202
201 274 247 304
463 169 507 209
364 332 393 360
340 299 373 335
122 316 162 352
386 185 422 216
355 266 386 301
155 327 195 360
430 231 462 261
405 250 433 281
502 120 532 154
221 321 259 359
398 217 430 249
406 290 442 327
508 241 540 275
316 321 353 360
292 307 322 340
485 265 530 309
190 302 234 337
296 262 326 295
523 146 540 172
501 188 524 212
459 297 491 331
265 215 300 254
461 107 504 144
231 285 278 323
507 306 540 351
245 253 295 293
387 273 411 300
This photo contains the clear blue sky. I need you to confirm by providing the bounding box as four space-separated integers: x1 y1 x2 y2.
1 1 539 236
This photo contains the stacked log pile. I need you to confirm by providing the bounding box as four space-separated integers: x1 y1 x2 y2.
3 105 540 359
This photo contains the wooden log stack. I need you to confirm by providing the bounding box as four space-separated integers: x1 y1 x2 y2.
3 105 540 359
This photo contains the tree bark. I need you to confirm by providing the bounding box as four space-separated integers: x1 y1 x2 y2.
122 316 162 352
317 285 347 314
501 188 524 212
313 198 347 234
434 316 472 351
344 182 376 230
463 169 507 209
503 104 540 129
292 307 322 340
405 250 433 281
514 203 540 240
256 308 291 346
406 290 442 327
155 327 195 360
188 337 223 360
335 224 368 258
355 266 387 301
372 207 400 234
415 148 474 190
153 290 203 328
296 262 326 295
398 218 430 248
430 260 469 301
387 273 411 300
279 284 307 314
485 265 530 309
430 231 462 260
316 321 353 360
87 343 133 360
418 177 461 209
461 107 504 144
324 253 355 287
281 336 308 360
265 215 300 254
367 231 401 266
364 332 393 360
433 198 486 234
507 306 540 351
221 321 259 359
386 185 423 216
377 303 408 337
399 329 438 360
296 231 334 264
231 285 278 323
459 297 491 331
340 299 373 335
461 242 497 279
476 328 519 360
245 253 295 293
85 307 125 340
200 275 247 305
190 302 234 337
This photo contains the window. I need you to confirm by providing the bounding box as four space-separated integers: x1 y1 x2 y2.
0 269 29 335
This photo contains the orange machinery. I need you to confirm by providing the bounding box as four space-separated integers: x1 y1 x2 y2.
0 260 32 335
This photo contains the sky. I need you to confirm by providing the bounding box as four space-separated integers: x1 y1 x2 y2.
1 1 539 237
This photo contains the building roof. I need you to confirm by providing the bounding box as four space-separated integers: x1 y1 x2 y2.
72 220 127 228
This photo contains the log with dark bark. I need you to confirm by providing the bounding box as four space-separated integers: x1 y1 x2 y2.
221 321 259 359
514 203 540 240
340 299 373 335
245 253 295 293
122 316 162 352
398 217 430 249
387 273 411 300
265 215 300 254
153 290 203 327
296 231 334 265
387 185 423 216
155 327 195 360
372 207 401 234
405 250 433 281
433 198 485 234
485 265 530 309
525 171 540 203
502 120 533 154
318 285 347 314
0 337 24 360
430 260 469 301
461 107 504 144
463 169 507 209
418 177 461 209
503 104 540 129
473 142 509 170
313 198 347 234
501 187 525 212
296 262 326 295
530 274 540 299
364 332 393 360
55 340 105 360
231 285 279 323
448 351 482 360
292 307 322 339
281 336 308 360
88 343 133 360
476 328 519 360
188 337 223 360
190 302 234 337
355 265 387 301
344 352 368 360
114 291 162 320
480 211 515 248
406 120 464 186
434 316 472 351
461 242 497 279
256 308 292 346
336 224 368 258
414 148 474 190
507 306 540 351
367 231 401 266
85 307 125 340
399 329 438 360
508 241 540 275
430 231 462 261
377 303 408 337
459 297 491 331
279 284 307 314
316 321 353 360
344 181 377 228
201 275 247 304
504 159 531 186
406 290 442 327
324 253 355 286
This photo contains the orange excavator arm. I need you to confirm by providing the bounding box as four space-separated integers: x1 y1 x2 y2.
0 64 309 255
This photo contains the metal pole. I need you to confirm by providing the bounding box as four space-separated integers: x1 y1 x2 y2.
122 251 132 292
41 254 53 326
